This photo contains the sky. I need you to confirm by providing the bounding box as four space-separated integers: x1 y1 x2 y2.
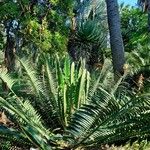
118 0 137 6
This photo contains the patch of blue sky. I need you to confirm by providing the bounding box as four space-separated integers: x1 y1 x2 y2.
118 0 137 6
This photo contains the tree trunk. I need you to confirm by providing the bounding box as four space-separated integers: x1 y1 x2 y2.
105 0 125 80
5 37 16 73
2 21 16 92
4 21 16 73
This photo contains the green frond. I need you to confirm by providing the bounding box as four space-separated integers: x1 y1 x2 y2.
0 96 55 149
0 70 16 94
17 57 44 96
77 0 106 21
0 125 29 145
89 59 113 98
77 20 104 44
44 56 57 108
70 62 75 85
66 87 150 148
21 126 53 150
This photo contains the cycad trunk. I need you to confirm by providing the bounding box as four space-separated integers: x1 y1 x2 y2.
106 0 125 79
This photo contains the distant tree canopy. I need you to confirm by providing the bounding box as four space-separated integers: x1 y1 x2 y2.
120 5 148 51
0 0 74 55
137 0 150 31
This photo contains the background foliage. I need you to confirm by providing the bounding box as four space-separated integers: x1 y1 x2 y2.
0 0 149 150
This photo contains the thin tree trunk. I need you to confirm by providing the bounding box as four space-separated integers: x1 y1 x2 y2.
4 21 16 72
106 0 125 80
5 37 16 73
2 21 16 92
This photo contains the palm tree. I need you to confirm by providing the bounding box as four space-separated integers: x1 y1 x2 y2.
138 0 150 31
105 0 125 80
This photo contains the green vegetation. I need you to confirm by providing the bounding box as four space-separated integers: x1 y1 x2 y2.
0 0 149 149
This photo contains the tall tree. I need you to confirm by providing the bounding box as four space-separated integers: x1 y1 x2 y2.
105 0 125 79
0 0 73 91
0 0 73 60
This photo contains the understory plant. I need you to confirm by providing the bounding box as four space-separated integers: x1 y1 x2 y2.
126 44 150 93
0 55 150 149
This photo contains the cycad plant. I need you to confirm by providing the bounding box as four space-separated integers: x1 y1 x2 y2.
65 86 150 149
0 55 150 149
43 55 90 127
0 54 90 129
68 0 107 65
